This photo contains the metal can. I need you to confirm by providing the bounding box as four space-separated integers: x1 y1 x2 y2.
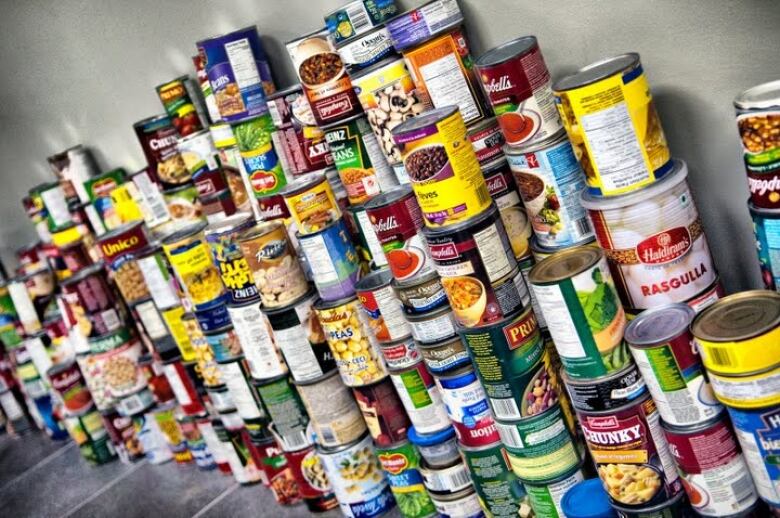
428 486 484 518
162 222 225 307
59 264 121 339
481 158 532 259
460 441 530 518
379 336 420 371
298 218 360 301
353 376 411 447
283 443 339 512
392 269 448 315
626 303 722 426
313 295 388 386
467 117 506 167
203 213 257 304
389 360 451 434
347 203 389 268
522 462 586 518
253 376 310 452
176 131 219 180
324 0 399 44
749 203 780 290
529 247 630 379
577 392 682 507
206 384 234 413
517 255 546 331
376 439 437 518
217 358 267 421
200 189 237 223
662 411 758 516
227 300 288 380
318 433 395 518
161 306 197 360
356 268 412 342
408 425 459 469
136 245 182 310
233 114 288 198
553 53 672 197
282 173 341 235
156 76 204 137
417 335 470 375
405 305 457 344
610 489 695 518
435 366 499 447
285 28 361 126
205 324 244 362
335 24 395 72
47 360 93 415
392 106 490 227
161 356 205 416
133 114 190 187
475 36 562 146
562 361 647 413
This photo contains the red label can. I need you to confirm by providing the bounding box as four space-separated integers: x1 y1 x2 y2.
96 222 150 263
353 376 411 447
247 438 302 505
284 444 339 512
435 366 500 447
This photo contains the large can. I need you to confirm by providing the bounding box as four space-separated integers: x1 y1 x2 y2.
392 106 491 227
133 114 190 187
355 268 412 343
204 213 258 304
282 173 341 235
353 376 411 447
625 303 721 426
298 218 360 301
749 203 780 290
529 247 630 379
481 158 532 260
375 439 437 518
155 76 204 137
252 376 309 452
475 36 562 146
389 360 451 434
161 222 225 307
553 53 672 197
661 411 758 516
460 441 530 518
435 366 499 447
318 433 395 518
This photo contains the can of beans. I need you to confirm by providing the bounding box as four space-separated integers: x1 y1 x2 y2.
416 335 470 375
391 269 448 316
96 220 149 259
389 360 450 434
156 76 204 137
375 439 438 518
625 303 722 426
562 361 647 413
482 157 532 260
355 268 411 343
282 173 341 235
252 376 310 452
749 203 780 290
324 0 399 44
529 247 630 379
522 461 585 518
352 376 411 447
286 28 362 127
162 222 225 307
298 218 360 301
435 366 500 447
460 440 530 518
47 360 93 415
134 114 190 187
392 106 491 227
227 300 288 380
203 213 258 304
295 369 367 448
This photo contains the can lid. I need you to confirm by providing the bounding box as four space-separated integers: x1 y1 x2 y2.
407 425 455 446
580 159 687 211
528 247 603 284
204 212 254 237
281 172 328 197
474 36 538 68
236 219 284 242
391 105 460 137
691 290 780 343
553 53 640 92
265 83 303 101
560 478 616 518
624 303 696 347
734 79 780 110
354 268 393 292
364 185 414 211
161 221 208 245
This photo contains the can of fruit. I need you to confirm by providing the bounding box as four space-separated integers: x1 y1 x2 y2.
252 376 309 452
134 114 190 187
389 360 451 434
356 268 412 343
376 439 437 518
391 269 447 316
522 461 586 518
313 295 388 387
204 213 258 304
282 173 341 235
324 0 399 44
155 76 204 137
353 375 410 447
162 222 225 307
460 440 529 518
481 158 532 260
47 360 93 415
298 218 360 301
529 247 630 379
417 335 470 375
553 53 673 197
749 203 780 290
435 366 499 447
475 36 562 146
295 369 367 448
392 106 491 227
626 303 722 426
561 361 647 413
405 305 457 344
661 410 758 516
227 300 288 381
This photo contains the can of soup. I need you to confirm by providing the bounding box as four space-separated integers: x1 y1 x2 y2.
346 204 388 268
391 269 448 316
356 268 411 343
435 366 499 447
204 213 258 304
134 114 190 187
298 218 361 301
335 24 395 73
467 117 506 167
282 442 339 512
353 376 411 447
48 360 93 415
460 440 530 518
553 53 672 197
376 439 437 518
481 158 532 260
389 360 451 435
749 203 780 290
282 173 341 235
522 462 586 518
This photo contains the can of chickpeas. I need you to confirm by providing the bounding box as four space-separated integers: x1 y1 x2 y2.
313 295 388 387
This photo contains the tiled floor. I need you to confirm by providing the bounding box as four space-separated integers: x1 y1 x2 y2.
0 431 402 517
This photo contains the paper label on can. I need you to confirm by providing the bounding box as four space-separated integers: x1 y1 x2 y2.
218 361 264 420
409 312 456 343
727 406 780 505
436 371 499 446
137 253 180 309
135 300 169 340
227 304 286 380
357 284 410 342
389 365 450 434
354 209 388 267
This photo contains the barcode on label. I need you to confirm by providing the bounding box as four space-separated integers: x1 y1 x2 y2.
319 425 336 445
575 217 591 237
706 346 736 368
281 430 310 451
426 465 471 492
346 3 371 33
476 184 491 206
490 397 521 420
496 421 524 449
132 172 170 226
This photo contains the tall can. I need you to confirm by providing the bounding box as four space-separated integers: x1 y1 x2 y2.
252 376 310 452
204 213 258 304
481 158 532 260
324 0 399 44
155 76 204 137
389 360 451 435
233 114 288 197
161 222 225 308
298 219 360 301
226 301 287 381
133 115 190 187
355 268 412 343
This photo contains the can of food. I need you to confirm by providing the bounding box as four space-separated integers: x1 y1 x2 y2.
47 360 93 415
553 53 672 197
252 376 309 452
192 167 227 198
283 443 339 512
237 221 309 308
351 57 428 173
392 106 491 227
392 270 448 316
418 456 473 495
335 24 394 72
202 213 257 304
162 356 206 415
206 384 234 413
352 376 410 447
196 26 274 122
376 439 437 518
389 360 451 434
725 404 780 508
405 304 457 344
435 366 499 447
200 189 237 223
87 327 134 355
691 290 780 377
529 247 630 379
562 361 646 413
286 28 361 126
132 299 175 349
282 173 341 235
296 369 367 448
324 0 398 44
417 335 470 375
522 462 586 518
192 294 231 332
346 204 388 268
160 306 196 360
175 132 219 184
233 115 288 198
376 336 418 371
467 118 506 169
460 440 529 518
217 358 267 421
749 204 780 290
428 486 484 518
227 300 288 380
34 181 72 231
162 222 225 307
475 36 561 147
318 433 395 518
313 295 388 387
59 264 121 338
577 392 682 507
355 269 411 343
134 114 190 187
407 425 459 470
662 411 758 516
156 76 204 137
482 158 532 260
609 489 694 518
204 325 243 362
298 218 360 301
264 290 336 383
136 245 182 311
625 303 722 426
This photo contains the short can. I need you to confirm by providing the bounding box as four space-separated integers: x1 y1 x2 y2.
162 222 225 307
227 300 288 381
391 269 447 316
661 411 758 516
389 360 451 434
133 114 190 186
283 443 339 513
506 130 593 249
734 80 780 185
233 115 288 198
428 486 484 518
295 369 367 448
553 53 672 196
495 403 580 482
203 213 258 304
252 376 310 452
346 203 388 268
418 457 473 495
379 336 420 370
407 425 459 468
356 268 412 342
481 158 532 259
522 461 586 518
475 36 562 146
298 218 360 301
204 325 243 362
376 439 437 518
577 392 682 508
282 173 341 235
324 0 399 44
435 366 499 447
467 117 506 166
529 247 630 379
392 106 491 227
562 361 647 413
47 360 93 415
707 366 780 410
352 376 411 447
625 303 722 426
460 440 531 518
335 24 394 72
217 359 267 421
115 387 156 418
417 335 470 375
405 304 457 344
749 203 780 290
156 75 204 136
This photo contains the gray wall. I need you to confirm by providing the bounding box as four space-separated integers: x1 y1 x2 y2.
0 0 777 292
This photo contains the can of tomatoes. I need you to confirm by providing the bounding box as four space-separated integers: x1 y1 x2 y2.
204 213 258 304
282 173 341 235
352 376 411 448
389 360 451 435
435 366 499 447
355 268 412 343
482 157 533 259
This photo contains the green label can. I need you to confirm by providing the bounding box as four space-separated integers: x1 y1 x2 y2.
252 375 310 452
523 463 585 518
460 441 530 517
375 440 437 518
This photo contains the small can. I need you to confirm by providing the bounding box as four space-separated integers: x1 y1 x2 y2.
298 218 360 301
529 247 630 379
356 268 412 342
392 270 448 316
435 366 499 447
283 443 339 512
133 114 190 187
47 360 93 415
353 376 411 447
467 117 506 166
428 486 484 518
625 303 722 426
376 439 437 518
389 360 451 434
481 158 532 259
132 299 174 349
318 433 395 518
285 28 361 126
405 304 457 344
346 204 389 268
227 300 288 380
418 457 473 495
417 335 470 375
205 325 243 362
296 369 367 448
155 76 204 137
282 173 341 235
217 359 267 421
252 376 310 452
194 294 231 331
749 203 780 290
553 53 672 197
562 362 647 413
407 425 459 468
662 411 758 516
734 80 780 194
475 36 562 146
176 131 218 179
162 222 225 307
379 336 420 370
335 24 395 72
460 441 530 518
392 106 490 227
324 0 398 44
204 213 258 304
313 295 388 387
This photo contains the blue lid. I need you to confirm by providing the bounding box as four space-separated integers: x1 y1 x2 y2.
407 425 455 446
561 478 616 518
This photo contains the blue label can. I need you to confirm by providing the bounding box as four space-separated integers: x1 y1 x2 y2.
727 404 780 507
298 218 360 301
749 202 780 291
